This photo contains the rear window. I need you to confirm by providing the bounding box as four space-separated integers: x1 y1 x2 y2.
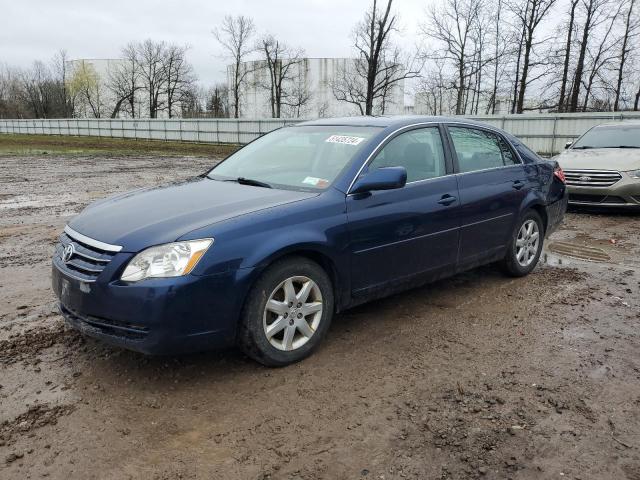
449 127 519 173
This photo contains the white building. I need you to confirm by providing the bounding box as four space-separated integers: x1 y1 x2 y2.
229 57 405 119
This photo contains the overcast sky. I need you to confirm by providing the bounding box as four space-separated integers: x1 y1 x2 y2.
0 0 429 85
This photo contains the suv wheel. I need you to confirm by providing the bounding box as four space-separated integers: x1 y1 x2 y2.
238 257 334 366
501 210 544 277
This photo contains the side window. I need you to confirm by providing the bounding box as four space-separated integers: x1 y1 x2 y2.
368 127 447 182
449 127 519 173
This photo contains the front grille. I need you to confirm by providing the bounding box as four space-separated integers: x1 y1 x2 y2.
564 169 622 187
61 304 149 340
53 231 117 282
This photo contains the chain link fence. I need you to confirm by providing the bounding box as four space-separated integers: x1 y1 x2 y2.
2 112 640 155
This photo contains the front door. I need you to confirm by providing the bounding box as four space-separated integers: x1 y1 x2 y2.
346 126 460 296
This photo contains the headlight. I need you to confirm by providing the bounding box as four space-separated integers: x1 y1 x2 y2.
121 239 213 282
626 170 640 179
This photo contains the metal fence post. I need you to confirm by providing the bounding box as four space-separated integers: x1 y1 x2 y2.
551 116 558 156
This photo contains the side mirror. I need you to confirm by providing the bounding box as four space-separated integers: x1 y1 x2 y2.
351 166 407 194
564 141 573 149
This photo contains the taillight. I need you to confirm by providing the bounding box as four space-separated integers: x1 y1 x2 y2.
554 166 566 183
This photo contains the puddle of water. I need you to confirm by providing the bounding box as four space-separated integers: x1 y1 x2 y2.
547 241 611 262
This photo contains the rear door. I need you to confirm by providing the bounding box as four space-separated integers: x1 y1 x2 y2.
346 125 460 296
446 125 530 265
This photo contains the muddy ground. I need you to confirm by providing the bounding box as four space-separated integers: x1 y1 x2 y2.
0 154 639 480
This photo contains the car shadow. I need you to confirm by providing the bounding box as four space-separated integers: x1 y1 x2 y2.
71 263 508 388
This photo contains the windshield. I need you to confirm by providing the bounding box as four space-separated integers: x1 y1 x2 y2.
572 125 640 149
208 126 382 190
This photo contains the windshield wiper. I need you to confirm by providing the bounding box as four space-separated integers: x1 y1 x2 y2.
571 146 593 149
612 145 640 149
226 177 272 188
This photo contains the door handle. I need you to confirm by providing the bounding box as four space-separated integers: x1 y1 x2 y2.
512 180 524 190
438 194 457 206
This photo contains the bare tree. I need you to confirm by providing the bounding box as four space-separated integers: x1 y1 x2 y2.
508 0 558 113
112 40 194 118
334 0 423 115
284 62 312 117
206 83 230 117
558 0 580 111
0 64 27 118
581 4 624 110
331 60 369 114
214 15 256 118
131 39 169 118
164 44 195 118
179 84 204 117
19 60 69 118
487 0 514 114
51 49 73 117
106 46 142 118
568 0 610 112
423 0 489 115
614 0 639 110
257 34 304 118
415 57 453 115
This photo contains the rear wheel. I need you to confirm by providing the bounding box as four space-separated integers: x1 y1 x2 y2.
501 211 544 277
237 257 334 367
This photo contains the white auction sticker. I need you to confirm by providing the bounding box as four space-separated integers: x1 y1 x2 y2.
302 176 329 187
325 135 365 145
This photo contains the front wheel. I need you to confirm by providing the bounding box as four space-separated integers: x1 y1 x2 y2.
237 257 334 367
501 211 544 277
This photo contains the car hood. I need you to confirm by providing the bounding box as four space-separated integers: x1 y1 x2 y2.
556 148 640 171
68 177 318 252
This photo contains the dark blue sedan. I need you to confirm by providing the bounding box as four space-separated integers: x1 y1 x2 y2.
52 116 568 366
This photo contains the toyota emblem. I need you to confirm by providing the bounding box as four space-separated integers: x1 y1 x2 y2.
62 243 75 263
579 175 592 182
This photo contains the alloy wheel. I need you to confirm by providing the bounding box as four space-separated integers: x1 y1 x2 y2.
262 276 323 351
515 219 540 267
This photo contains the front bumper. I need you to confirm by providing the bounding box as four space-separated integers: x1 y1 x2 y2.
52 262 255 355
567 176 640 208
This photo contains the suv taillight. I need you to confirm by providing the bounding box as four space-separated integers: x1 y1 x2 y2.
554 166 566 183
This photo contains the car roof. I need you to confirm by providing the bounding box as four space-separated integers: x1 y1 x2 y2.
297 115 493 130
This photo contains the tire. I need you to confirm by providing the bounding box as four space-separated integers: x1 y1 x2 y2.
237 256 334 367
501 210 544 277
